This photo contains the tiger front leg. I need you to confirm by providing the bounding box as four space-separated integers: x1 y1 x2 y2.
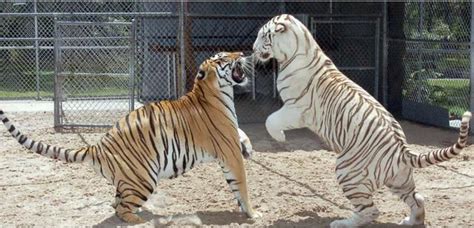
219 160 262 219
238 128 254 159
265 105 306 142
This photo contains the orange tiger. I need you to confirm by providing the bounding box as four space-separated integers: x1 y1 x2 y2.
0 52 261 223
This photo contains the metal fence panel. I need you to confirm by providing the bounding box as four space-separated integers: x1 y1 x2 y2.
310 18 381 98
0 1 385 127
54 20 135 127
0 1 471 129
397 2 471 128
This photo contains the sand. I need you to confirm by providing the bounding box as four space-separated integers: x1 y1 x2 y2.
0 111 473 227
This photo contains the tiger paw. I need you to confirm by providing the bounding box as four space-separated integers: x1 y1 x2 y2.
329 219 353 228
246 210 263 219
116 205 146 224
399 216 423 226
399 217 412 225
267 128 286 142
265 115 287 142
117 212 146 224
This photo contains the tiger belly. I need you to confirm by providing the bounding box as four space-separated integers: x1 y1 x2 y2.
157 146 215 180
90 141 215 187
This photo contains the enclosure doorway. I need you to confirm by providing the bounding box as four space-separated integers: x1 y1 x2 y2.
53 20 136 128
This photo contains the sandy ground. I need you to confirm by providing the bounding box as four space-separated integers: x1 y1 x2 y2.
0 111 473 227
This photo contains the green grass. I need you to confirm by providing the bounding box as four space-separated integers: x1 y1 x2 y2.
427 78 469 117
427 78 469 89
0 88 130 99
0 90 52 99
0 71 130 99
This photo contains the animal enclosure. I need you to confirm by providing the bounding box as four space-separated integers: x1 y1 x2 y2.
1 2 471 128
0 2 473 227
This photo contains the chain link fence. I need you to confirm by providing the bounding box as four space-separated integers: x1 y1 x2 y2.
311 17 381 98
1 2 471 128
54 20 135 127
393 2 471 128
1 1 285 126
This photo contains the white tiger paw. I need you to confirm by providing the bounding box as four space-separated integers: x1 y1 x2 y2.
265 115 286 142
329 219 353 228
399 216 423 226
267 128 286 142
399 217 412 225
246 210 262 219
274 130 286 142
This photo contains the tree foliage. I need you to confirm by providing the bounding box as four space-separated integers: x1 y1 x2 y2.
404 2 471 42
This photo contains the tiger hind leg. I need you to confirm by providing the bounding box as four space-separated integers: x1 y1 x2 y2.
388 169 425 225
330 184 380 228
114 188 151 224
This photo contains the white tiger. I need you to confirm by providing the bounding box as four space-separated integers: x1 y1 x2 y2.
252 14 471 227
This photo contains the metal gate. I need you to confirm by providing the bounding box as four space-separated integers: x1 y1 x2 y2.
54 20 136 128
310 17 381 99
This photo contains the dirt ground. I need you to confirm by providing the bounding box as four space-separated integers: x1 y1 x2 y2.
0 111 473 227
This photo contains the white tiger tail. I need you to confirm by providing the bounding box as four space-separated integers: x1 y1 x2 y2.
402 111 471 168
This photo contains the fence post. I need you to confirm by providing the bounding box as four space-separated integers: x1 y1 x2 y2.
382 0 388 107
34 0 40 100
129 19 136 111
374 18 380 101
178 1 186 97
53 17 60 128
470 2 474 131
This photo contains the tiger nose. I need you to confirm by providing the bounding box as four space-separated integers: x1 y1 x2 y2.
261 53 270 59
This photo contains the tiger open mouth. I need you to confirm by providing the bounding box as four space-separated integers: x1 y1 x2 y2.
232 61 245 83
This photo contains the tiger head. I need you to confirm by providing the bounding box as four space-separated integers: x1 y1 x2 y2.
194 52 251 90
253 14 311 64
193 52 254 160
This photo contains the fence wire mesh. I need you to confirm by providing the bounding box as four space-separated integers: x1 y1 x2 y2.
0 1 471 129
396 2 471 128
311 18 381 97
54 21 135 127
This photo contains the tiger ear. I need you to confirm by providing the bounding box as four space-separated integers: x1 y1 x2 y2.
197 69 206 80
275 23 286 33
197 62 210 80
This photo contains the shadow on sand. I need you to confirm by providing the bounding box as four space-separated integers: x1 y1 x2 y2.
94 210 256 227
241 119 473 153
272 211 425 228
240 123 328 153
251 159 351 211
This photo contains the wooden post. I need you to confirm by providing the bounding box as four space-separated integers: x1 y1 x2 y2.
183 1 196 92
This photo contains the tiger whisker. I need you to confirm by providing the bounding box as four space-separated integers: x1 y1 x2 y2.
241 56 255 76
